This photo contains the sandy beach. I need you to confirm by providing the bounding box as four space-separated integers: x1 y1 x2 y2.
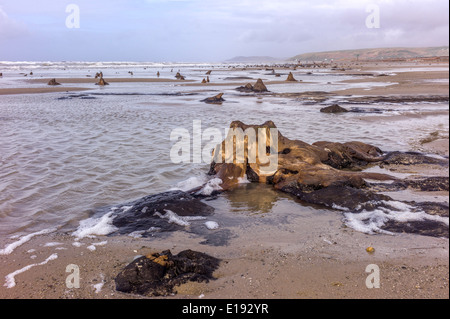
0 222 448 300
0 87 92 95
0 59 448 300
332 69 449 96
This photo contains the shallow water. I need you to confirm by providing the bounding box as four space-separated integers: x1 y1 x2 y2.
0 62 448 242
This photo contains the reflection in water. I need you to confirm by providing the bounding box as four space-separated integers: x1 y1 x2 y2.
223 183 292 215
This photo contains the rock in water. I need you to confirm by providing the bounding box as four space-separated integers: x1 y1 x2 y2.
0 73 3 77
320 104 349 113
209 120 386 189
175 72 186 80
201 78 207 84
286 72 297 82
115 250 220 297
236 83 255 93
207 120 449 238
111 190 215 235
96 77 109 86
201 93 225 104
47 78 61 86
253 79 268 92
157 71 160 77
236 79 269 93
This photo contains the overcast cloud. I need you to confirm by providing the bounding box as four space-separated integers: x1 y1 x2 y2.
0 0 448 61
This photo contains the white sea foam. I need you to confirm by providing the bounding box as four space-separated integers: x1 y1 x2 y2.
128 231 146 239
128 227 161 238
344 200 449 235
87 241 108 252
4 253 58 288
0 228 57 255
170 176 208 192
331 204 350 211
93 275 105 294
205 221 219 230
238 175 251 184
154 210 206 227
72 212 118 239
196 178 223 196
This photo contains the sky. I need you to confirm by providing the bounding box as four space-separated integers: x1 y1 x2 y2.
0 0 448 61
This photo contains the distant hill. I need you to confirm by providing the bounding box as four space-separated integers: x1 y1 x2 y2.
289 46 449 62
225 56 283 63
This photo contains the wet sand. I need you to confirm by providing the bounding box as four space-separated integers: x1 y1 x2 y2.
0 87 92 95
0 208 448 299
332 69 449 96
0 60 448 300
1 151 448 300
26 78 195 84
420 139 450 157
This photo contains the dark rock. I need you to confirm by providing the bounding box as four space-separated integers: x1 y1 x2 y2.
347 107 384 114
320 104 349 113
236 83 255 92
115 250 220 297
383 219 449 238
312 141 384 169
47 79 61 86
96 77 109 86
175 72 186 80
281 184 392 211
111 190 215 236
415 202 449 218
201 93 225 104
236 79 269 93
382 152 448 166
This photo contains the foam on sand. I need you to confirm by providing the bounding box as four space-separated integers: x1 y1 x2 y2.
154 210 206 227
93 274 105 294
4 253 58 289
86 241 108 252
196 178 223 196
205 221 219 230
72 211 119 239
0 228 57 255
343 200 449 235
